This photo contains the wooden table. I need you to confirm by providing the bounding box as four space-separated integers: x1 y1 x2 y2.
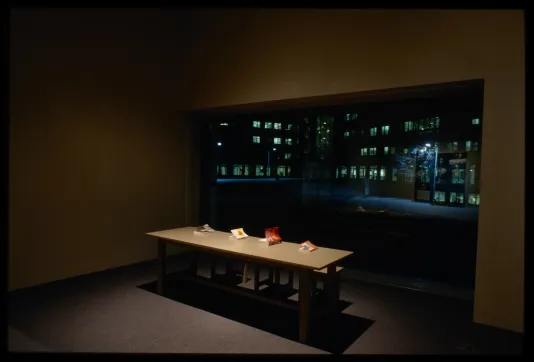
146 227 353 343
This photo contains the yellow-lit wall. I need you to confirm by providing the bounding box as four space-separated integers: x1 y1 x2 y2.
10 9 524 334
9 9 197 292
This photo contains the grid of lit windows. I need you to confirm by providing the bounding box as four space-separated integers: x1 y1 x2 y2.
265 122 272 129
450 192 464 204
370 127 377 136
381 125 389 135
370 147 377 155
350 166 357 178
252 136 261 143
253 121 261 128
379 167 387 180
220 164 227 176
255 165 264 176
285 138 293 145
359 166 366 178
434 191 446 202
273 137 281 144
274 122 282 130
472 118 480 125
361 148 368 156
344 131 350 138
285 153 291 159
468 193 480 205
451 166 465 184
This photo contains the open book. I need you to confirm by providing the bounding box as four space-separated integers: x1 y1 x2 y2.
300 240 319 252
193 224 216 236
230 228 249 239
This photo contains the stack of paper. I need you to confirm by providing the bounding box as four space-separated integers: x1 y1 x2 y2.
300 240 319 252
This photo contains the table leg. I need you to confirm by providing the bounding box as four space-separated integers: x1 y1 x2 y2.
253 264 260 291
157 239 167 295
242 263 248 285
274 268 281 284
324 264 339 321
210 259 217 279
298 269 312 344
188 252 199 276
268 268 274 285
288 271 294 288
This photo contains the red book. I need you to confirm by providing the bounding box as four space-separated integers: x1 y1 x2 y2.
264 227 282 245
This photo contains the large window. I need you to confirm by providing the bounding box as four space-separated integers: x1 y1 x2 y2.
265 122 272 129
359 166 366 178
284 153 291 159
392 168 398 181
434 191 446 203
350 166 357 178
370 147 377 155
361 148 368 156
276 165 287 177
469 165 476 185
253 121 261 128
469 193 480 205
451 166 465 184
379 166 387 180
369 165 378 180
384 146 389 155
255 165 264 176
285 138 293 145
274 122 282 130
252 136 261 143
274 137 281 144
381 125 389 135
370 127 377 136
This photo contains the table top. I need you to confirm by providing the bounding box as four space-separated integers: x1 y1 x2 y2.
147 227 353 270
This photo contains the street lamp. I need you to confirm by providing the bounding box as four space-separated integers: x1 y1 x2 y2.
217 142 222 146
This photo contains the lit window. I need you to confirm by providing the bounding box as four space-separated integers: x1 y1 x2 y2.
361 148 368 156
404 121 414 132
255 165 264 176
450 192 464 204
220 122 229 126
370 127 377 136
277 165 286 177
369 166 378 180
341 166 348 178
345 114 351 121
469 193 480 205
285 153 291 159
384 146 389 155
265 122 272 129
392 168 398 181
391 147 396 155
345 113 358 121
220 164 227 176
469 165 476 185
472 118 480 125
335 168 339 179
359 166 366 178
465 141 471 151
451 166 465 184
370 147 377 155
253 121 261 128
286 123 292 130
448 142 458 152
233 164 243 176
274 137 281 144
344 131 350 138
381 125 389 135
244 165 249 176
379 167 387 180
405 170 414 182
252 136 261 143
350 166 357 178
274 122 282 130
434 191 445 203
403 148 409 154
285 138 293 145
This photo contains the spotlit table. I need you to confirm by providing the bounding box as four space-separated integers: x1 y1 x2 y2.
146 226 353 343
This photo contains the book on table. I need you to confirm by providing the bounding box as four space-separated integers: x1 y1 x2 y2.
300 240 318 252
259 226 282 246
230 228 249 239
193 224 216 236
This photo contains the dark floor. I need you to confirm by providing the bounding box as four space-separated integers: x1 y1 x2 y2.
8 254 522 354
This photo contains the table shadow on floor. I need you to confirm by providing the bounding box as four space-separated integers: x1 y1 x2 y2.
138 271 374 354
